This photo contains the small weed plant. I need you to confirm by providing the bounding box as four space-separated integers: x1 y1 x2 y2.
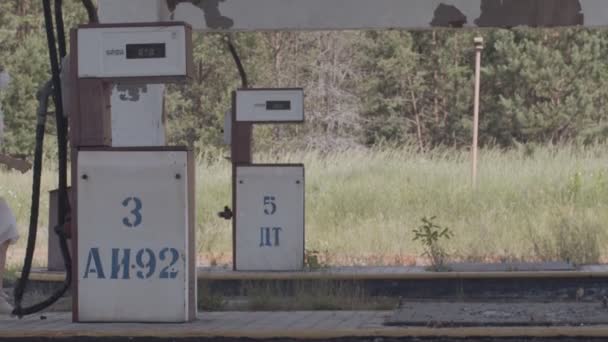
304 249 328 270
413 216 454 271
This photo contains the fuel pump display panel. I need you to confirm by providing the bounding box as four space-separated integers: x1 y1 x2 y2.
235 165 305 271
266 101 291 111
236 89 304 123
77 149 195 322
126 43 166 59
77 23 192 80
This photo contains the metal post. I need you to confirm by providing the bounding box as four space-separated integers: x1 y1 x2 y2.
472 37 483 189
0 67 9 144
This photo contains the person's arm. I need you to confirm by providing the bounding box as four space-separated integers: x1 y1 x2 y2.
0 154 31 173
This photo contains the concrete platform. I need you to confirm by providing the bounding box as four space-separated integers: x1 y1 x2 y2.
19 264 608 303
387 302 608 327
27 262 590 283
2 311 608 341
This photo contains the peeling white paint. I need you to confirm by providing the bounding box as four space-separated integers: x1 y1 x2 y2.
162 0 607 31
98 0 166 147
580 0 608 27
99 0 165 24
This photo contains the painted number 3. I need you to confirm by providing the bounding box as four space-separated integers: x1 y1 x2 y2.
122 197 142 228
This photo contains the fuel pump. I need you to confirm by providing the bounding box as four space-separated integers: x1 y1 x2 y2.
13 2 197 321
223 88 306 271
68 22 196 323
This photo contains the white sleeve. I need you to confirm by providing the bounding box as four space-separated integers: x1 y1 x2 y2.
0 71 10 90
0 197 19 245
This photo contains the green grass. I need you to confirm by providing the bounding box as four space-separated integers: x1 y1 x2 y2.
197 279 395 311
3 144 608 268
244 280 394 311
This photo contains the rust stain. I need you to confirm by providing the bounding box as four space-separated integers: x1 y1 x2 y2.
166 0 234 29
474 0 584 28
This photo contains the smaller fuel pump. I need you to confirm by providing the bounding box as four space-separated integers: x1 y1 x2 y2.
223 88 306 271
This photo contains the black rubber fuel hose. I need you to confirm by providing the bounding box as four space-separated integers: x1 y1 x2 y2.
12 0 72 317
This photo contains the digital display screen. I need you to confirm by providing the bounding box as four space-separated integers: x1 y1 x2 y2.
266 101 291 111
126 43 166 59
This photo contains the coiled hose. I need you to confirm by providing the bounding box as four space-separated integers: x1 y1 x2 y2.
12 0 74 317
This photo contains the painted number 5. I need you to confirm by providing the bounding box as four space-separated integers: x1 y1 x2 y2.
264 196 276 215
122 197 142 228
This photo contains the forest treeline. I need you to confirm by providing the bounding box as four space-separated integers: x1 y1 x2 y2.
2 1 608 157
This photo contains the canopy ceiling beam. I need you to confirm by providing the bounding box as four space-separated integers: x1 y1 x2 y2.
160 0 608 32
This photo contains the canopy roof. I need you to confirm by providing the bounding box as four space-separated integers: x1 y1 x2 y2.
161 0 603 31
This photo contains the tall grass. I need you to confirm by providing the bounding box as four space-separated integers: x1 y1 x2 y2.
2 144 608 267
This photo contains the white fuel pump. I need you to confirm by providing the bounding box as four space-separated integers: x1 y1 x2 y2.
228 88 306 271
71 22 196 323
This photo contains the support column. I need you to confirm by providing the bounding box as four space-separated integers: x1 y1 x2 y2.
98 0 166 147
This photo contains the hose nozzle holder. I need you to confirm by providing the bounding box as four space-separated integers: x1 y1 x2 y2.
218 206 233 220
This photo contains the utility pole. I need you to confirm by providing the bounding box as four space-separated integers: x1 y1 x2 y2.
472 36 484 189
0 66 10 145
